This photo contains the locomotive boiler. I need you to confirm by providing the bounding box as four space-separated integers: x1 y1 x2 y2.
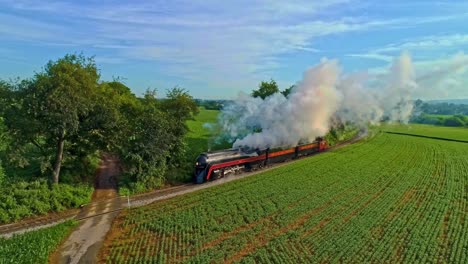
194 138 327 183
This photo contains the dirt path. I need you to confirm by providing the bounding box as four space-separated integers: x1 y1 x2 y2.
53 154 120 264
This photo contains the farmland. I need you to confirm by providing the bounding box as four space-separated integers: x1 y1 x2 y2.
99 125 468 263
383 124 468 142
172 107 225 182
185 107 222 160
0 221 77 264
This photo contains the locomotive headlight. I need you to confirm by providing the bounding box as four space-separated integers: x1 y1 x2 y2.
195 162 199 166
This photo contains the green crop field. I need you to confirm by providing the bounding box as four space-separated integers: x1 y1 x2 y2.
186 107 221 157
171 107 224 182
0 221 77 264
100 125 468 263
383 123 468 142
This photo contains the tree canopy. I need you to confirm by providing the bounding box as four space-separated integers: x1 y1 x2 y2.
252 79 295 99
3 54 100 183
252 79 279 99
0 53 199 189
281 85 295 97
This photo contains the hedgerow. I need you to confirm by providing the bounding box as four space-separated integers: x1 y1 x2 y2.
0 180 92 224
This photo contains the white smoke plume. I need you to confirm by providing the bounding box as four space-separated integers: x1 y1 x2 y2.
220 59 341 149
381 52 418 123
216 52 467 149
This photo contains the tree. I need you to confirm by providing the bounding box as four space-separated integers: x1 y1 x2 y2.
0 118 9 183
281 85 295 97
161 87 199 124
252 79 279 99
117 89 168 188
121 101 172 188
444 115 466 127
0 80 12 115
160 88 199 169
8 54 100 184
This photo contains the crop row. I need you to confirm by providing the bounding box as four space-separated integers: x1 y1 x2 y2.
0 220 77 264
100 127 468 263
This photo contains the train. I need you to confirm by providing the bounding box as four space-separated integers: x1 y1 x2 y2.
193 138 328 183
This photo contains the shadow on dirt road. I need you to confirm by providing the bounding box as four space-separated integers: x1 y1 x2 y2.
53 154 121 264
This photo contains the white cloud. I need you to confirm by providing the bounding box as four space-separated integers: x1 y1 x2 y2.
377 34 468 53
349 34 468 67
363 52 468 100
1 0 468 96
347 53 393 62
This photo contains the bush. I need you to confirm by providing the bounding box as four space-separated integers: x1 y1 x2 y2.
411 114 467 127
0 162 4 185
0 180 92 224
444 115 467 127
325 124 359 146
118 172 154 195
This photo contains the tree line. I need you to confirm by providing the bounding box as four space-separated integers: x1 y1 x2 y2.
0 54 198 190
251 79 294 99
411 100 468 127
414 99 468 116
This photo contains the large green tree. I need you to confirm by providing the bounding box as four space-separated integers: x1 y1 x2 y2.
115 89 162 187
0 118 8 183
7 54 100 183
2 54 200 188
251 79 279 99
160 88 199 170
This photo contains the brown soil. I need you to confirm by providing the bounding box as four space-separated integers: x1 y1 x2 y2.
92 154 119 201
95 210 129 263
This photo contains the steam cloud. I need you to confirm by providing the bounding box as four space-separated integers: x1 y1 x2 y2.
216 52 468 149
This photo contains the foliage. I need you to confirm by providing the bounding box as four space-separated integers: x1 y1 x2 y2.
0 180 92 224
251 79 279 99
194 99 227 110
119 99 171 189
102 125 467 263
3 54 101 183
413 99 468 115
281 85 295 97
411 113 468 127
1 53 199 196
324 123 359 146
0 220 77 264
444 114 468 127
164 107 226 183
0 118 9 184
160 87 199 169
115 88 198 191
252 80 296 99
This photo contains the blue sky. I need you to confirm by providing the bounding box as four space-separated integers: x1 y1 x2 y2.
1 0 467 99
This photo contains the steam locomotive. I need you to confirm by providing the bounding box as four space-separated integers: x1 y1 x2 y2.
194 138 327 183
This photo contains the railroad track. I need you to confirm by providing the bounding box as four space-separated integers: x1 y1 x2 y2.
0 184 193 238
0 132 367 238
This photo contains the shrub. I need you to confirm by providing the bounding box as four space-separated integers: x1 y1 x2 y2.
0 180 92 224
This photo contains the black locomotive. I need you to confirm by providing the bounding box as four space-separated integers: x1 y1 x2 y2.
194 138 327 183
